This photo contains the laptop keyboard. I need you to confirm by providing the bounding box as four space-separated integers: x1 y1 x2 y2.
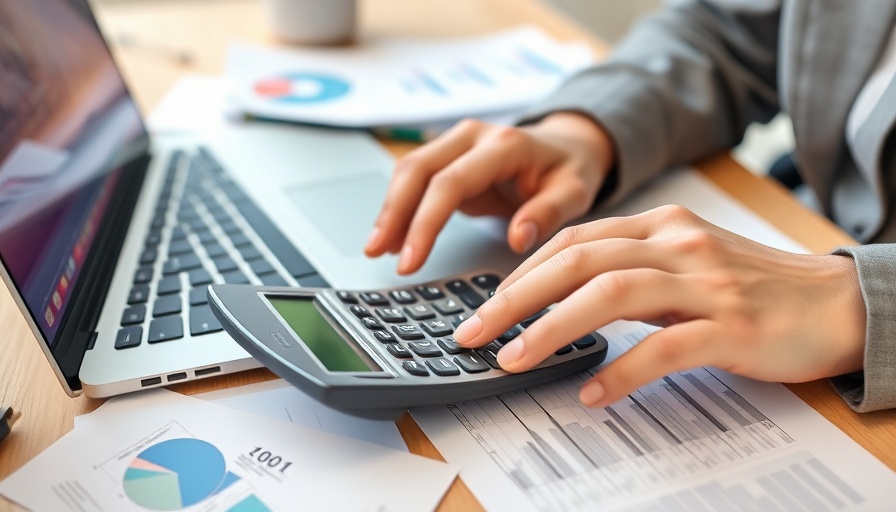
115 148 327 350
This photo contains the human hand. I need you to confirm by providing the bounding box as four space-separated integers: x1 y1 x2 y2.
364 113 616 274
452 205 867 408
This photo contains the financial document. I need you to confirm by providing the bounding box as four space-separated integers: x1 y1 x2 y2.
411 168 896 511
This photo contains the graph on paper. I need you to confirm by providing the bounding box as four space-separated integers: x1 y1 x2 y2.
442 322 866 511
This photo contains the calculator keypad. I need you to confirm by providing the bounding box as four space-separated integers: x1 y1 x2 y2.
336 273 601 379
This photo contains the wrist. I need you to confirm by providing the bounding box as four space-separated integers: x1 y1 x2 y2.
530 111 617 177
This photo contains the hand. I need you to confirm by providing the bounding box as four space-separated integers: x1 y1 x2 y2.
452 205 867 408
364 113 616 274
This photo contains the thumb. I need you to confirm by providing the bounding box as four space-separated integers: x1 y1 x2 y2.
507 180 592 253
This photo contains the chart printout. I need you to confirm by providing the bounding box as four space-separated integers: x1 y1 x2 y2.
412 321 896 511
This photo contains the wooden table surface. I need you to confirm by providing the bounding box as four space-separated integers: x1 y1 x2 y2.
2 1 895 510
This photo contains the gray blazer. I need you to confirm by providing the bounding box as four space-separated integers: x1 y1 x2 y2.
526 0 896 412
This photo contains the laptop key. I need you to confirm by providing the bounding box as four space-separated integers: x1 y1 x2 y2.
221 270 250 284
163 254 202 275
121 304 146 326
153 295 182 317
204 243 227 258
134 266 153 284
145 231 162 247
168 239 193 256
213 255 239 273
249 259 276 276
190 305 223 336
148 316 184 344
189 287 209 306
237 245 263 261
128 285 150 305
115 326 143 349
297 274 329 287
259 273 288 286
139 248 157 265
156 275 182 295
189 268 213 287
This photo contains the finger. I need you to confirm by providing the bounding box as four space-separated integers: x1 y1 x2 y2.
365 120 481 257
455 239 683 347
506 172 596 254
498 206 674 293
395 139 530 274
494 269 710 372
457 187 519 218
578 320 719 408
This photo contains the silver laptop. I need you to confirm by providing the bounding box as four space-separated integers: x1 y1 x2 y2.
0 0 520 398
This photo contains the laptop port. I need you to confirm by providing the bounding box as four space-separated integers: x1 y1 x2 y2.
141 377 162 387
195 366 221 377
167 372 187 382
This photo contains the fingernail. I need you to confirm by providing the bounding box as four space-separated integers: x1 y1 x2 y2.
517 221 538 253
365 226 382 251
497 337 524 369
580 381 605 407
397 244 414 273
454 315 482 344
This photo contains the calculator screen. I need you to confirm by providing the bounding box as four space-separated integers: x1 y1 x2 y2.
267 296 382 373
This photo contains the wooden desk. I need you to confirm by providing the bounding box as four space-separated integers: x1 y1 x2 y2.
2 0 895 510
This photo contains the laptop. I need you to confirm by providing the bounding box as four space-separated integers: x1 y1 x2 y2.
0 0 520 398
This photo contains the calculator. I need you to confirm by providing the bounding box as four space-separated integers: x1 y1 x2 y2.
208 271 608 419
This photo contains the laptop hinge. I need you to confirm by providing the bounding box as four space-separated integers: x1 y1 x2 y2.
51 153 151 391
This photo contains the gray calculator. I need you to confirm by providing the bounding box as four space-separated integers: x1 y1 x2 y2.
208 272 608 419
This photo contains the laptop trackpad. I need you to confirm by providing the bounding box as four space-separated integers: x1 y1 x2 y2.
285 172 392 257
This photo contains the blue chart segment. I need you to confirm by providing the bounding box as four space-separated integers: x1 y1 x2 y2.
253 72 351 104
124 438 230 510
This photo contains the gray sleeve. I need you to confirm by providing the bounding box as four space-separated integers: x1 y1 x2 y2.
829 245 896 412
521 0 782 208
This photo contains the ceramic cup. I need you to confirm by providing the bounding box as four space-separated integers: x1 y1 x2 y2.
263 0 357 45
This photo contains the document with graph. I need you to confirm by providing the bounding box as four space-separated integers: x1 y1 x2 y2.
412 321 896 511
0 389 456 512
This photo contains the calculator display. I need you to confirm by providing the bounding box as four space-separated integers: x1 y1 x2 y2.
267 296 381 373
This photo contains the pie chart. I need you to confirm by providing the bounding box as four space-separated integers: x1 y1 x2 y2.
123 438 236 511
253 72 351 104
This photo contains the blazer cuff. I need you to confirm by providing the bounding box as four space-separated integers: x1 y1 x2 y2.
829 245 896 412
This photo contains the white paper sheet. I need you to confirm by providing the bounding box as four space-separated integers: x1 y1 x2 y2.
411 168 896 511
145 74 233 134
225 26 593 127
1 390 455 512
196 379 408 452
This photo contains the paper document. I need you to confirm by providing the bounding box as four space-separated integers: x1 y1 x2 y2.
197 379 408 452
1 390 456 512
411 168 896 511
225 26 593 127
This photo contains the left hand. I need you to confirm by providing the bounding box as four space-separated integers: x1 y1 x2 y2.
452 205 867 408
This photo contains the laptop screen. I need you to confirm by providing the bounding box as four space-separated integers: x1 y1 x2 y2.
0 0 147 345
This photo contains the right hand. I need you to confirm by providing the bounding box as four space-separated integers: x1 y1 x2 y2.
364 113 618 274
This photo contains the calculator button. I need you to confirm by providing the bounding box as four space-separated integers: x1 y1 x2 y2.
573 333 599 349
476 344 502 369
433 298 464 316
450 313 471 328
360 292 389 305
336 291 358 304
392 324 425 340
520 308 549 328
472 274 502 290
404 304 436 321
445 280 486 309
415 285 444 300
555 344 573 355
350 305 372 318
373 330 396 343
385 343 413 358
454 353 491 373
421 319 453 337
497 326 522 343
402 360 430 376
409 340 443 357
389 290 417 304
437 336 467 355
375 308 407 323
426 358 461 376
361 317 385 330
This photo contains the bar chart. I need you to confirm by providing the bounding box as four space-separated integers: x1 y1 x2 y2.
444 323 811 510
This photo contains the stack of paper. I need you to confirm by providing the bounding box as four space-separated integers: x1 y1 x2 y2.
224 26 594 132
0 389 456 512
